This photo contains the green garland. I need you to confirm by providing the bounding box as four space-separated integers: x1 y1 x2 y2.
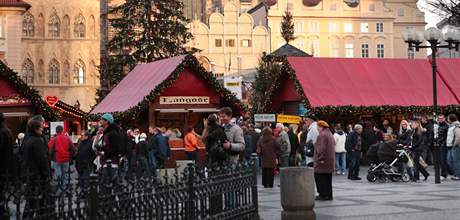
0 62 60 121
88 54 247 122
261 55 460 116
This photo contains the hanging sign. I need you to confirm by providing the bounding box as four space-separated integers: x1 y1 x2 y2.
224 76 242 100
159 96 210 105
277 114 301 124
45 96 59 107
254 114 276 122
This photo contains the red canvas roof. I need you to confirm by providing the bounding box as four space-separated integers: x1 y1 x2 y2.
287 57 460 107
0 0 31 9
91 55 185 114
436 58 460 103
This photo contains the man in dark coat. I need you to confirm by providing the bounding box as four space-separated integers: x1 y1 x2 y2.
345 124 363 180
437 114 450 178
288 125 300 166
153 128 170 168
76 131 95 184
99 113 122 181
0 113 15 217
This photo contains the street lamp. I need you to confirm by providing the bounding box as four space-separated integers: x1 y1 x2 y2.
402 26 460 184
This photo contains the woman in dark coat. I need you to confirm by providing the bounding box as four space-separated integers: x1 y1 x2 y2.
397 120 413 147
410 120 430 181
203 114 228 165
257 127 280 188
313 120 336 201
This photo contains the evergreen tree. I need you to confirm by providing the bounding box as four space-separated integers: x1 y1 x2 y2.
250 56 283 114
97 0 193 102
281 10 295 44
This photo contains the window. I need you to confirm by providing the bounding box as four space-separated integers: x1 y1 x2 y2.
361 44 369 58
312 40 320 57
225 39 235 47
377 44 384 58
23 12 34 37
74 14 86 38
329 22 338 32
330 3 337 11
295 40 304 50
22 59 34 84
329 41 340 57
73 60 85 84
308 21 319 33
376 22 384 33
48 59 60 84
360 23 369 33
295 22 304 33
241 39 252 47
398 8 405 17
345 43 354 58
368 4 375 11
48 13 60 37
344 23 353 33
215 39 222 47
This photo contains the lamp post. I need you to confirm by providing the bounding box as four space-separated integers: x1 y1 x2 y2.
402 27 460 184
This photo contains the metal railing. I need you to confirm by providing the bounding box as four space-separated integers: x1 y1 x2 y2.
0 159 259 220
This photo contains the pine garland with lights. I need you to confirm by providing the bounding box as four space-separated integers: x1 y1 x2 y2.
89 54 246 122
0 62 60 121
97 0 193 103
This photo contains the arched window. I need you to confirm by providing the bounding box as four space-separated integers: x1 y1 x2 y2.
74 14 85 38
22 59 34 84
48 59 60 84
23 12 34 37
63 15 70 38
48 13 60 37
89 15 96 38
73 60 85 84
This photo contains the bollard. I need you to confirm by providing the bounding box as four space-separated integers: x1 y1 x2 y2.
280 167 316 220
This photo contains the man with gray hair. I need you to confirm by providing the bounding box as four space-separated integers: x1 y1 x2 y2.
275 123 291 167
345 124 363 180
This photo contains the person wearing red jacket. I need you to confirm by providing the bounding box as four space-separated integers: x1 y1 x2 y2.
48 125 74 187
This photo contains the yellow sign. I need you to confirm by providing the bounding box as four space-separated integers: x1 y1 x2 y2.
276 114 301 124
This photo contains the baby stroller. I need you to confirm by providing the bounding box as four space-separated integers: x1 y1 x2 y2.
366 141 412 183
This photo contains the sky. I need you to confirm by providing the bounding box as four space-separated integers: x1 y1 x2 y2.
418 0 443 28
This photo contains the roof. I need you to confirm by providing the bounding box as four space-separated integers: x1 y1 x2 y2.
272 44 312 57
286 57 460 108
0 0 31 9
92 55 185 114
436 58 460 103
55 100 87 119
247 1 264 14
91 55 246 117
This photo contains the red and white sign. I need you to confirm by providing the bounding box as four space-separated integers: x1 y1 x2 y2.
45 96 59 107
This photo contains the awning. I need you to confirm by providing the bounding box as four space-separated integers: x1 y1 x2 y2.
287 57 460 107
436 58 460 103
91 55 186 114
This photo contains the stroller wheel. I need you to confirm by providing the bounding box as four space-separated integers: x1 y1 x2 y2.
401 173 411 182
367 173 377 182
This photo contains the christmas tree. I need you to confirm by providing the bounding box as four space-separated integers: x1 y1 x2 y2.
281 10 295 44
97 0 193 102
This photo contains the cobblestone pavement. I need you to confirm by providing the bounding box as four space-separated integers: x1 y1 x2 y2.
258 167 460 220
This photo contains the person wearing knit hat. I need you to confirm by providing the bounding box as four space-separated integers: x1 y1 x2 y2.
99 112 122 181
314 119 336 201
101 113 114 125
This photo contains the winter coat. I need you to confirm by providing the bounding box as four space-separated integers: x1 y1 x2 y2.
243 133 254 160
437 121 449 147
257 136 280 168
277 130 291 155
153 133 170 160
76 139 96 171
288 130 299 157
48 133 73 163
333 130 347 153
345 131 362 152
249 130 260 153
136 139 149 158
398 129 413 147
101 124 122 165
223 123 245 162
0 124 14 177
22 131 51 180
447 121 460 147
184 132 199 152
411 131 426 153
204 124 228 164
313 129 336 173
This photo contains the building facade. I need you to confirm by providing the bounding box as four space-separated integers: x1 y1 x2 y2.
183 0 262 23
267 0 426 58
188 2 270 77
18 0 100 112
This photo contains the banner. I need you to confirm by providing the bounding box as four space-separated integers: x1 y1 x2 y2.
254 114 276 122
159 96 210 105
277 114 301 124
224 76 242 100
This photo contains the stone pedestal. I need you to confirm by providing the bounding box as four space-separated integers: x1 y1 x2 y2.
280 167 316 220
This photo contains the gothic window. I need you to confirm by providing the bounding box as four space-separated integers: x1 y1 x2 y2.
23 12 34 37
48 13 60 37
63 15 70 38
48 59 60 84
74 14 85 38
73 60 85 84
22 59 34 84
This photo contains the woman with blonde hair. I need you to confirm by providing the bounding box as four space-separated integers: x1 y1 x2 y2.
410 120 430 181
397 120 412 147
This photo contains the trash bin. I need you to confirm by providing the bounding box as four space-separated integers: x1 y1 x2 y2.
280 167 316 220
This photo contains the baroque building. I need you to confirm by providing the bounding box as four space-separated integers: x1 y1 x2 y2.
19 0 100 111
188 2 270 77
267 0 426 58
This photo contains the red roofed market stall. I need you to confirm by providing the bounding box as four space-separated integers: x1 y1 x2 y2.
91 55 245 166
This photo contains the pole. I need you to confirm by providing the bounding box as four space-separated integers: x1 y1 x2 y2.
431 43 441 184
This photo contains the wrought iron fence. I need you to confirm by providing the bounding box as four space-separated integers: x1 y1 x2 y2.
0 159 259 220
